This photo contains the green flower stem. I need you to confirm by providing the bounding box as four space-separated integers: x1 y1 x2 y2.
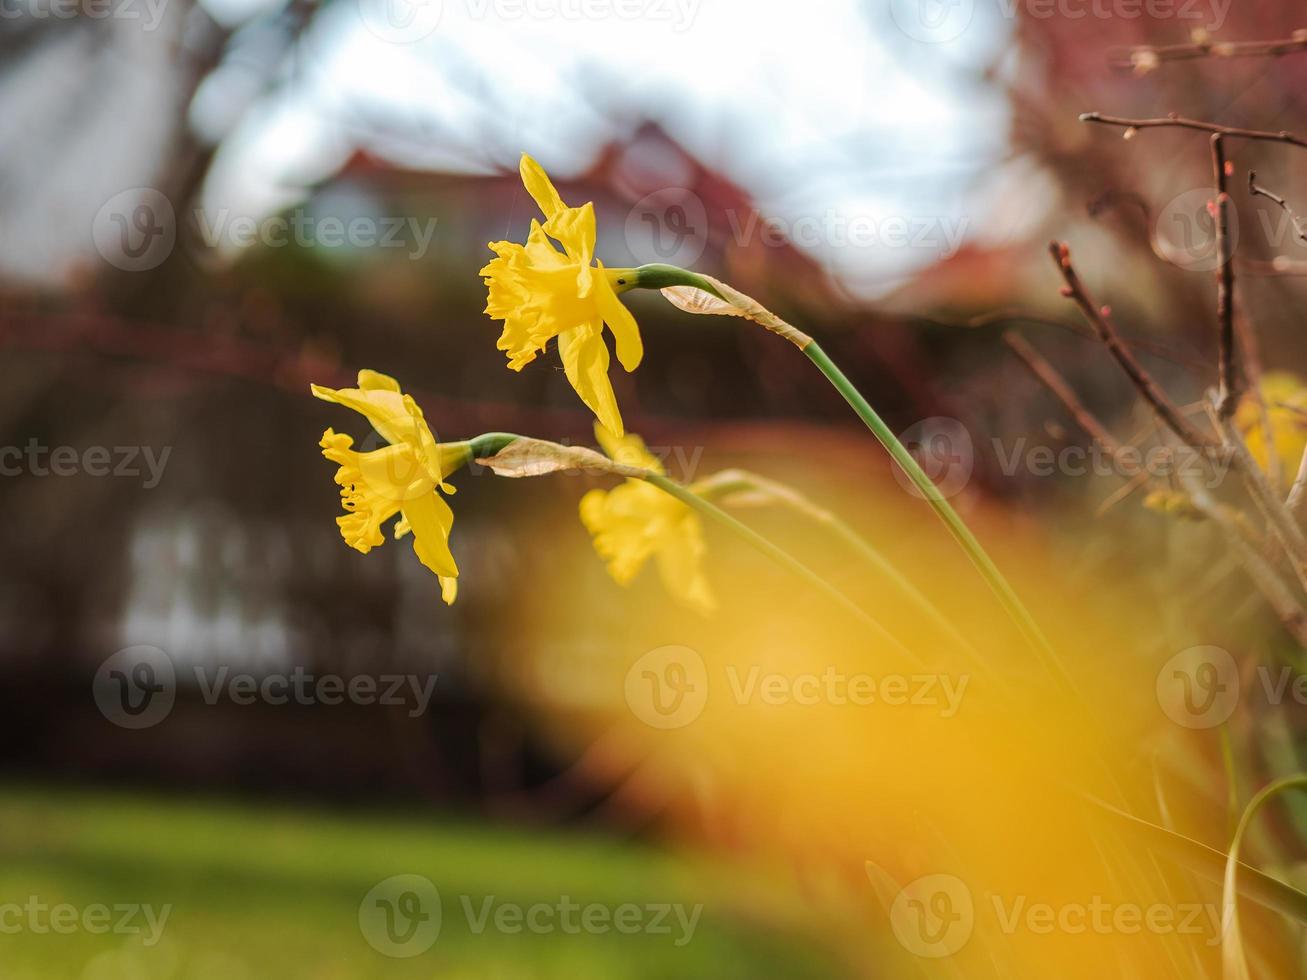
467 432 522 460
642 471 923 665
625 263 1059 677
802 342 1058 669
622 264 722 294
692 469 981 663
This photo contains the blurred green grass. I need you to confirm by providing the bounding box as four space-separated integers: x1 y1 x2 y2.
0 785 839 979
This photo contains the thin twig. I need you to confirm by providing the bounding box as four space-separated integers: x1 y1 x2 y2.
1109 33 1307 71
1094 470 1153 517
1212 136 1238 417
1248 170 1307 243
1004 331 1124 455
1048 241 1215 450
1080 112 1307 151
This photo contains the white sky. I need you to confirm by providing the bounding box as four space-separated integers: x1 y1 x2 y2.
197 0 1017 295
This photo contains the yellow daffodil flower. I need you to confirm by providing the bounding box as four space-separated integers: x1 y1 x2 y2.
578 424 715 614
481 154 642 438
1236 372 1307 490
311 370 469 605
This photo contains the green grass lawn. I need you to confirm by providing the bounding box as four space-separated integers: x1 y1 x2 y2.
0 785 840 979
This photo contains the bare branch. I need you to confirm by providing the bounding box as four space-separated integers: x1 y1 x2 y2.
1110 32 1307 71
1211 136 1238 418
1248 170 1307 243
1080 112 1307 151
1048 241 1215 450
1003 331 1124 456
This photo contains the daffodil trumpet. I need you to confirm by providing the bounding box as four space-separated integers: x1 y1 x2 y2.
481 154 645 438
618 261 1061 677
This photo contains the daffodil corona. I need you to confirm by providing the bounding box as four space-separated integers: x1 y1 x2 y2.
579 424 715 614
481 154 642 437
312 370 469 604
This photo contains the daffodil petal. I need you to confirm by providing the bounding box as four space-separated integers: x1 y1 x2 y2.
579 487 654 584
311 383 414 448
595 274 643 372
401 489 459 581
320 430 431 554
558 325 623 438
654 514 716 615
357 369 401 393
520 153 566 220
439 576 458 605
544 203 596 272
